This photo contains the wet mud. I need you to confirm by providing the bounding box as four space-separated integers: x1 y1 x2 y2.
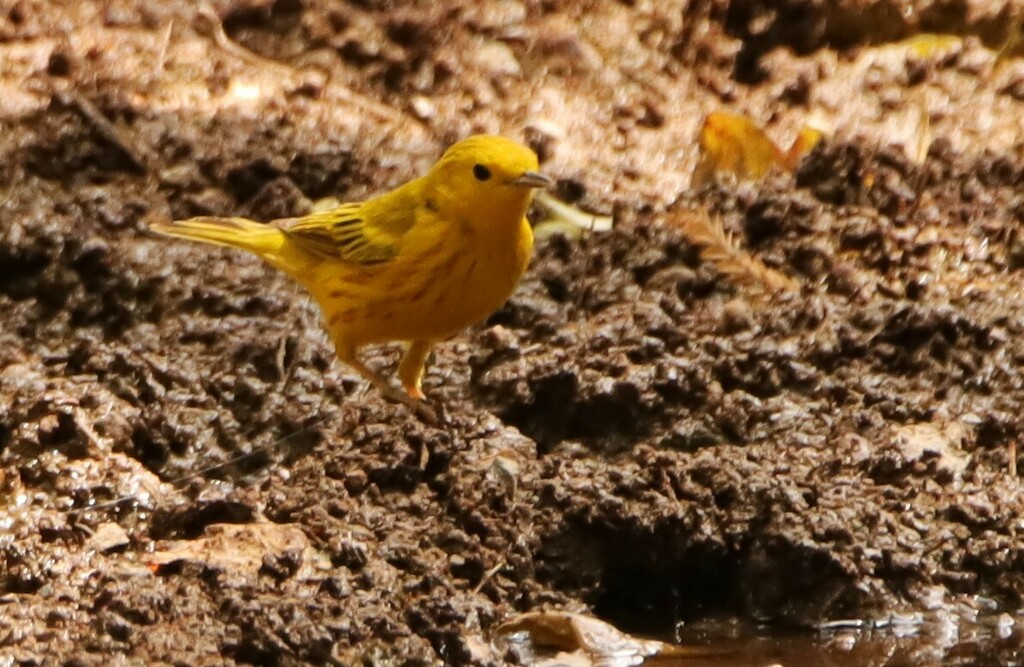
3 0 1024 664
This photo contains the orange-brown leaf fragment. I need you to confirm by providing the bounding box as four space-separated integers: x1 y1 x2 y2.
694 112 824 186
693 112 784 186
783 126 824 171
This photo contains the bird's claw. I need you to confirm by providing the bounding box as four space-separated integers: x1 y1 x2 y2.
377 384 441 425
412 399 441 425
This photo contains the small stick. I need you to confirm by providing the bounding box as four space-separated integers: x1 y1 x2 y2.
155 20 174 74
196 3 408 125
66 413 330 524
55 91 149 173
72 407 112 452
472 558 506 594
198 4 292 72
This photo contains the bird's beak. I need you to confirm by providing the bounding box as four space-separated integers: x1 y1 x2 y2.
509 171 553 189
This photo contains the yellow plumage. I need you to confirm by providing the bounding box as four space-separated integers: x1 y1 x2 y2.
151 135 550 418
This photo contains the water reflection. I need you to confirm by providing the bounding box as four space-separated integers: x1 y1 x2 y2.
668 613 1024 667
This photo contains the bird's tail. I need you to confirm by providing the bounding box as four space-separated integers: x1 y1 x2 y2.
151 216 323 276
151 216 286 256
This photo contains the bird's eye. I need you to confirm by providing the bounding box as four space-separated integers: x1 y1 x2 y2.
473 164 491 181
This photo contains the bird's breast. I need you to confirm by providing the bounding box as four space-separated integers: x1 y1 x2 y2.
314 215 532 346
414 217 531 334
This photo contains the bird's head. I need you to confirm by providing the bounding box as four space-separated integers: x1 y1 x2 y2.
425 135 552 227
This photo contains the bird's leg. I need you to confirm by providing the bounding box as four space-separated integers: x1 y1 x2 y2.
397 340 433 400
337 345 437 423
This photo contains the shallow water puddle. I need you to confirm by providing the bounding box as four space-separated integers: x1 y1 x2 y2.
669 614 1024 667
500 611 1024 666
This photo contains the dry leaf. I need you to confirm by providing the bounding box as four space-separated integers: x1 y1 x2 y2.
693 112 823 187
497 611 708 667
148 522 330 581
85 522 130 553
534 191 614 239
898 34 963 60
894 422 971 481
693 112 782 186
909 98 931 166
783 126 824 171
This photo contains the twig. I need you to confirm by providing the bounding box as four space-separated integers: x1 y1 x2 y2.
198 4 292 72
72 407 112 452
155 20 174 74
904 96 933 222
276 334 290 384
472 559 506 594
196 3 405 125
55 90 149 173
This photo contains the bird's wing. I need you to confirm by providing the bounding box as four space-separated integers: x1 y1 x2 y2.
277 191 418 265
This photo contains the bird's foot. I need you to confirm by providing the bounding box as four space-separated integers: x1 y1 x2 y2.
412 398 442 425
399 382 442 424
343 357 441 425
377 383 439 425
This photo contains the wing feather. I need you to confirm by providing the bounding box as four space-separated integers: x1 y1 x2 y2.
276 179 424 266
278 202 399 265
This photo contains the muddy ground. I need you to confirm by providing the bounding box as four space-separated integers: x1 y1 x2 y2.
3 0 1024 664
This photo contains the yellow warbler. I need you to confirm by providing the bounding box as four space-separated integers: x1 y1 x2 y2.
152 135 551 419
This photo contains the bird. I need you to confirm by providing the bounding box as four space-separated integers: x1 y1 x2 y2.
151 134 551 420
